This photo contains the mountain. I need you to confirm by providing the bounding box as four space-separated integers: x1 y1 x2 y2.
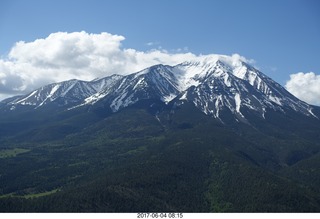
174 58 317 121
1 54 320 212
1 75 123 111
1 55 318 122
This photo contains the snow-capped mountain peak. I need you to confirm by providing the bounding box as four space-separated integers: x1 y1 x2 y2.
168 55 316 120
1 54 318 123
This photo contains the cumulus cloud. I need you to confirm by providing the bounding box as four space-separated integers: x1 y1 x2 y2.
0 31 250 100
285 72 320 106
0 31 200 99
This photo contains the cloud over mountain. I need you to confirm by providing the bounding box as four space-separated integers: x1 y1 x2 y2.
0 31 200 99
285 72 320 106
2 30 304 104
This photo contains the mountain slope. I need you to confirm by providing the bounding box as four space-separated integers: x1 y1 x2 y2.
0 105 319 212
94 64 181 112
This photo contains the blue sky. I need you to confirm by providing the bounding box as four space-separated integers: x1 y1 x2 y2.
0 0 320 104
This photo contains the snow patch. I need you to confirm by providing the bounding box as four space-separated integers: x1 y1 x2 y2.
223 74 231 87
84 92 107 105
15 90 38 104
37 84 61 107
234 93 241 113
233 65 247 79
48 84 61 98
179 92 188 101
163 94 177 103
60 81 77 97
269 95 282 106
308 108 318 118
110 91 136 112
215 95 223 118
133 78 145 90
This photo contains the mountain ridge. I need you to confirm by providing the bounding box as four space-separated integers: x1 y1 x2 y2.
1 54 318 123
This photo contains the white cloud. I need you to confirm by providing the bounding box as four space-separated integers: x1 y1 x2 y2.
0 31 252 100
285 72 320 106
222 53 255 66
146 41 160 46
0 31 199 99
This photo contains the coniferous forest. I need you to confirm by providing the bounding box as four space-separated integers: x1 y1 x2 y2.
0 100 320 212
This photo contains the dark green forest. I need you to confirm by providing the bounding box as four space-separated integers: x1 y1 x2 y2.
0 102 320 212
